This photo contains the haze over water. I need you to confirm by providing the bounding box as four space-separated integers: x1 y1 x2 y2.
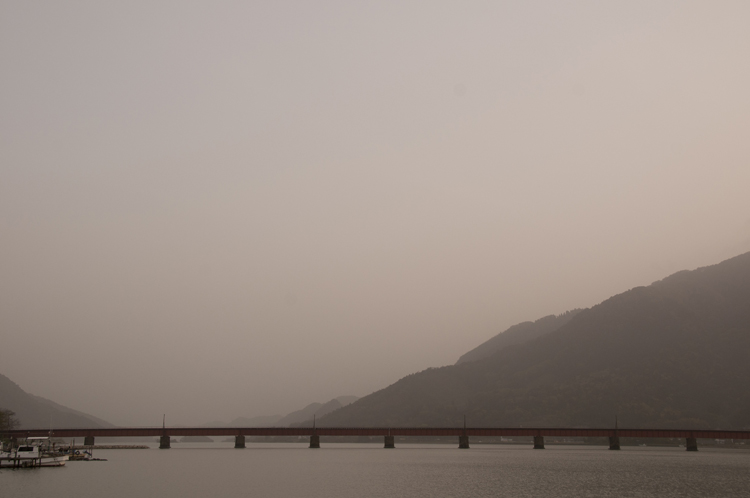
4 444 750 498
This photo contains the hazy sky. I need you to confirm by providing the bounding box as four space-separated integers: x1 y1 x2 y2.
2 1 749 427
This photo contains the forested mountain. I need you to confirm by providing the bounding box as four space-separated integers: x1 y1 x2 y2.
319 252 750 430
456 309 583 365
0 374 113 429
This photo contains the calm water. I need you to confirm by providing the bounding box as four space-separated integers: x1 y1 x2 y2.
3 443 749 498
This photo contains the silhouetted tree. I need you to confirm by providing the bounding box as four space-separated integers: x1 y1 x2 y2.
0 408 20 432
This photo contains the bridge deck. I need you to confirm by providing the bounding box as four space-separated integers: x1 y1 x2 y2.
4 427 749 439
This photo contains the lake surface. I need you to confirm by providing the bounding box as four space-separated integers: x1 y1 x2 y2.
3 443 749 498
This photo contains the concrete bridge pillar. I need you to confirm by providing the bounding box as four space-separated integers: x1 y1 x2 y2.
84 436 95 446
533 435 545 449
384 435 395 448
234 435 246 448
160 435 171 449
309 435 320 448
458 435 470 449
686 437 698 451
609 435 621 450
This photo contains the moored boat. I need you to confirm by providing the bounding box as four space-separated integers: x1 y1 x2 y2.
0 437 69 468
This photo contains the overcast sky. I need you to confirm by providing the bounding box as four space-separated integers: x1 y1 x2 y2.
2 1 749 427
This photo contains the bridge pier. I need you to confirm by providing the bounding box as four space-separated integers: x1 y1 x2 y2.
686 437 698 451
84 436 95 446
160 435 171 449
609 435 620 450
384 435 395 448
458 435 470 449
234 435 246 448
309 435 320 448
533 435 545 449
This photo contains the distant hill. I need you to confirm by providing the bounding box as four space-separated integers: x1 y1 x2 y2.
205 396 359 428
0 374 113 429
456 309 583 365
319 252 750 430
199 414 283 428
228 414 283 427
335 395 359 406
283 396 359 427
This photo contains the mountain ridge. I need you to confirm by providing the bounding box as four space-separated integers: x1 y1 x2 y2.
0 374 113 429
318 251 750 430
456 309 584 365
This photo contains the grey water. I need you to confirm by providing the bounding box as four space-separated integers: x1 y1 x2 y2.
3 443 749 498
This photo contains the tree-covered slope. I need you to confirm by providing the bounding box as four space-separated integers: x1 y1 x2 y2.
320 252 750 430
456 309 583 365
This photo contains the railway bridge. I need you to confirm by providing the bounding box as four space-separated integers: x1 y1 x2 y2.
5 426 749 451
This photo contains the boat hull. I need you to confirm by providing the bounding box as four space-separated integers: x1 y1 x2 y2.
0 454 68 468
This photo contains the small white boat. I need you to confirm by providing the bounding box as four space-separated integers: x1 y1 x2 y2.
0 437 69 468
